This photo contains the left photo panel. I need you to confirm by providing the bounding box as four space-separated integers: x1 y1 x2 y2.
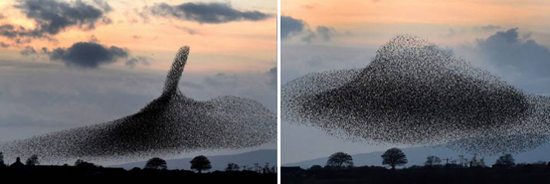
0 0 277 182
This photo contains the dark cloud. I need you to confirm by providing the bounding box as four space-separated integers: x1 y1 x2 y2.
20 46 37 56
47 42 129 68
281 16 305 40
477 28 550 78
125 56 152 67
281 16 337 43
0 0 111 41
0 24 38 39
149 2 272 24
316 26 336 41
92 0 112 13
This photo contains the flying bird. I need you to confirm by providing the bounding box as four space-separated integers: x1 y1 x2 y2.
0 46 276 162
283 35 550 154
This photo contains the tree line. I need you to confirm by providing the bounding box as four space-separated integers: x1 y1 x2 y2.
319 148 550 170
0 152 276 174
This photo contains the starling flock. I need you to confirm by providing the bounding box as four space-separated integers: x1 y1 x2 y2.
0 46 277 162
283 35 550 155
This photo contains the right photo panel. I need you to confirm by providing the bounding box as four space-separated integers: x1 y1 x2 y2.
281 0 550 183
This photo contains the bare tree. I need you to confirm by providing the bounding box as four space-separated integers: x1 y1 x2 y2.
326 152 354 169
381 148 407 169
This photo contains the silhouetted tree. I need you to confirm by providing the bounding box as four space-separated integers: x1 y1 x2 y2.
469 154 486 168
326 152 354 169
144 157 167 170
226 163 240 172
494 154 515 169
190 155 211 173
26 154 39 166
425 156 441 167
309 165 323 170
382 148 407 169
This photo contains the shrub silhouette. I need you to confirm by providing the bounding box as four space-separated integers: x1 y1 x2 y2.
145 157 167 170
309 165 323 170
190 155 212 173
25 154 39 166
75 159 97 168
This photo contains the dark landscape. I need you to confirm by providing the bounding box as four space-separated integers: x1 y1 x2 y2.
0 152 276 182
282 149 550 184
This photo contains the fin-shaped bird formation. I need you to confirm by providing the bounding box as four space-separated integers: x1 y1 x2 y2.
283 35 550 155
0 46 276 162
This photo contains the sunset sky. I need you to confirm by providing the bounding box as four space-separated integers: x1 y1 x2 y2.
0 0 276 164
282 0 550 164
0 0 276 72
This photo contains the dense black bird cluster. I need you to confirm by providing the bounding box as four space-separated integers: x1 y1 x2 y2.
282 35 550 154
0 46 276 162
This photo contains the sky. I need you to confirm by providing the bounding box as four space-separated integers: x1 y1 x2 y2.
281 0 550 164
0 0 276 165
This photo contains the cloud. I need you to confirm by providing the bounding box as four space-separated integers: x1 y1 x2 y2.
46 42 129 68
447 24 503 37
125 56 152 67
0 0 111 41
149 2 272 24
476 28 550 78
174 25 199 35
316 26 336 41
281 16 337 43
479 25 501 31
20 46 37 56
281 16 305 40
